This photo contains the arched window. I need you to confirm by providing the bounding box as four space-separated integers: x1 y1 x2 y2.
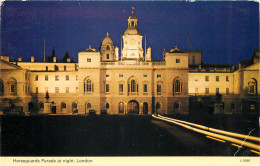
173 79 182 95
131 80 136 92
118 102 124 113
86 79 93 92
87 103 91 109
61 102 66 112
106 45 110 50
248 78 257 95
39 102 44 109
106 103 110 109
174 102 180 109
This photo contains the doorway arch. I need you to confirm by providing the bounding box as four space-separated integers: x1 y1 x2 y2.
127 100 139 114
143 102 148 114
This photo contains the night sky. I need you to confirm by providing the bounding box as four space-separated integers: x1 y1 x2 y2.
1 1 259 65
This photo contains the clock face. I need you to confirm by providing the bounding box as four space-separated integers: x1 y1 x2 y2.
130 39 136 46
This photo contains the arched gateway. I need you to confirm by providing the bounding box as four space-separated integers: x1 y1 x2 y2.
127 100 139 114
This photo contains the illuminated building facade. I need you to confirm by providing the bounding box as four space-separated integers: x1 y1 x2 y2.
0 9 259 115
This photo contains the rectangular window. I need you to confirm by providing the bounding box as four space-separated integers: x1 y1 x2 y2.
226 76 229 82
11 85 15 93
119 74 123 77
216 76 219 82
87 58 91 62
46 66 48 71
226 88 229 95
66 75 69 81
36 87 38 93
143 84 148 93
205 76 209 82
157 84 161 95
76 75 78 81
195 88 198 94
176 59 180 63
64 66 66 71
45 75 48 81
216 88 219 94
106 84 110 93
107 54 109 59
66 87 69 93
195 77 198 82
35 75 38 81
119 84 123 93
143 74 147 78
106 74 110 77
45 87 48 93
55 75 59 81
205 88 209 94
157 74 161 78
55 87 59 93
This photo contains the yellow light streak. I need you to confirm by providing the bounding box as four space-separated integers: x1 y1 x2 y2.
206 136 226 143
250 150 260 155
157 114 260 142
231 143 243 148
152 115 260 151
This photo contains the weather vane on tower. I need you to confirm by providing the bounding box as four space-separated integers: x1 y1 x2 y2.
131 6 135 14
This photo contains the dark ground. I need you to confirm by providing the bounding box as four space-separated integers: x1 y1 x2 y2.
0 114 259 156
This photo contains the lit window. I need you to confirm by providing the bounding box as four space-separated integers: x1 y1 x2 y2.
157 84 161 95
173 79 182 95
216 76 219 82
87 58 91 62
55 75 59 81
55 87 59 93
45 75 48 81
131 80 136 92
176 59 180 63
66 87 69 93
205 76 209 82
205 88 209 94
86 79 92 92
226 76 229 82
106 84 110 93
35 75 38 81
66 75 69 81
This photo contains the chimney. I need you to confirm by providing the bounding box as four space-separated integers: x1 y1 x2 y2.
53 57 56 63
67 58 71 63
18 57 22 62
31 56 35 62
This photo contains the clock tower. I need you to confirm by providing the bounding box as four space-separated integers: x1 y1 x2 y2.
122 7 144 61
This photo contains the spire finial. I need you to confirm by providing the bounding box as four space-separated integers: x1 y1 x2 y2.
131 6 135 14
106 32 109 37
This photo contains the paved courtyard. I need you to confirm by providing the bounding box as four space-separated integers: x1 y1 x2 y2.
0 114 259 156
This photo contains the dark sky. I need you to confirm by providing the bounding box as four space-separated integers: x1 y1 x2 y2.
1 1 259 64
